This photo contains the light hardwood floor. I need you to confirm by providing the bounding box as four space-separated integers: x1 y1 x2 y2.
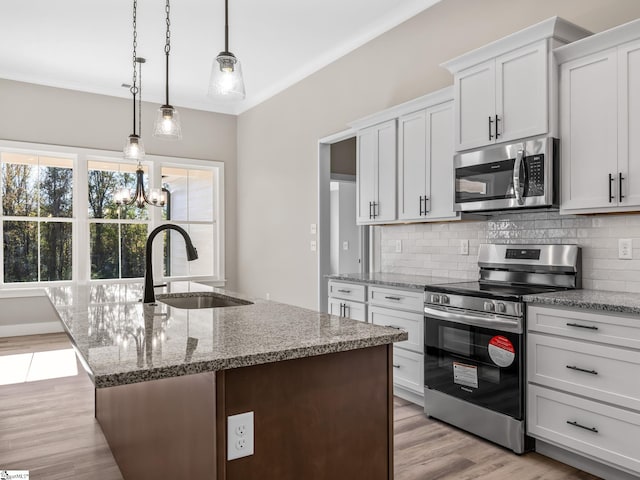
1 333 600 479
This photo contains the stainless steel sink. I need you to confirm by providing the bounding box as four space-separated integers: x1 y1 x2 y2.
157 292 253 309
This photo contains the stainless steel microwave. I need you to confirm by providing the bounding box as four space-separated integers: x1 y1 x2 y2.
454 137 558 213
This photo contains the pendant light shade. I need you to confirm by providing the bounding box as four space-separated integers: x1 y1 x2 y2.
153 0 182 140
124 134 145 161
208 0 245 100
153 105 182 139
209 52 245 100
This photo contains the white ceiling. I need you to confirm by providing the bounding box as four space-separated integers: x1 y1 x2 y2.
0 0 441 115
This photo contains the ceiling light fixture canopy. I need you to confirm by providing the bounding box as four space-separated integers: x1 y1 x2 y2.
124 0 145 161
153 0 182 140
208 0 245 101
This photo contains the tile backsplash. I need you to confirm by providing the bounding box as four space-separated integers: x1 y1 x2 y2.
379 210 640 293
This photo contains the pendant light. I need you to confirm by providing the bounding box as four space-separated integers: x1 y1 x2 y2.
153 0 182 139
124 0 145 161
208 0 245 100
116 58 167 209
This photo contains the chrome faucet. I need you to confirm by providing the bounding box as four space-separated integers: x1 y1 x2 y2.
143 224 198 304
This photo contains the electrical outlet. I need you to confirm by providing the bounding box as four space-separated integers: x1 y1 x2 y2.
459 239 469 255
310 223 317 235
265 293 270 301
619 238 633 259
343 241 349 251
310 240 317 252
227 411 254 460
395 240 402 253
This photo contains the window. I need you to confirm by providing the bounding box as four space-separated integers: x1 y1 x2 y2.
162 166 218 278
87 160 149 280
0 141 224 287
1 152 73 283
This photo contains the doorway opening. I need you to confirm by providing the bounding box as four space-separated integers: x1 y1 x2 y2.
318 130 369 312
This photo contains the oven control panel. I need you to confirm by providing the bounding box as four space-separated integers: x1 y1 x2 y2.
425 291 522 318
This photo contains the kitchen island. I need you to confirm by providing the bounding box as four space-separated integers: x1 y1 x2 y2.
46 282 406 480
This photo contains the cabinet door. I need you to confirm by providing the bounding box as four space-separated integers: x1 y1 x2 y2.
425 102 458 220
327 298 366 322
496 40 548 143
560 49 618 212
618 39 640 207
375 120 397 222
398 110 428 220
455 60 496 151
356 126 377 223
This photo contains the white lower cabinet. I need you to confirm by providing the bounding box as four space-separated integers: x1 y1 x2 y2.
327 280 366 322
528 385 640 474
368 285 425 405
389 348 423 396
327 298 366 322
527 305 640 477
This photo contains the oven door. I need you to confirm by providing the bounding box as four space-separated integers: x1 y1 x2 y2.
424 306 523 419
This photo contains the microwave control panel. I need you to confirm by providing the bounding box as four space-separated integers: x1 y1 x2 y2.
524 155 544 196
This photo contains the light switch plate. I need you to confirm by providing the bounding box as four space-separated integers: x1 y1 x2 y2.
342 241 349 251
395 240 402 253
619 238 633 259
228 411 254 460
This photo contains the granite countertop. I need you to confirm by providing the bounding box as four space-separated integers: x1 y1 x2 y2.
523 289 640 315
47 282 407 388
327 272 463 290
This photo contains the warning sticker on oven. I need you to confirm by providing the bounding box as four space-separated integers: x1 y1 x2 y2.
453 362 478 389
488 335 515 367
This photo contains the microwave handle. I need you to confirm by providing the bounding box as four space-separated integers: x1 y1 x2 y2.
513 148 526 205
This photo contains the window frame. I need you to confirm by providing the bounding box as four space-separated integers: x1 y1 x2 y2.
0 139 225 289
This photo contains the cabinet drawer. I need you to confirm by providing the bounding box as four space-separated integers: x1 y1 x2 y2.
528 333 640 411
528 385 640 475
368 286 424 313
528 305 640 350
328 281 366 302
328 298 366 322
368 305 423 353
392 348 424 395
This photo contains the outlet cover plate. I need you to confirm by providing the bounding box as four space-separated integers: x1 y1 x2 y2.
619 238 633 259
228 411 254 460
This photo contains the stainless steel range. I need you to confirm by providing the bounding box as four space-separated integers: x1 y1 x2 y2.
423 244 581 454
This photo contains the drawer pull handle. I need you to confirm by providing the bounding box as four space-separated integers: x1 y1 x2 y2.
385 324 403 330
392 364 401 369
337 289 351 294
384 296 402 301
566 322 598 331
566 420 598 434
566 365 598 375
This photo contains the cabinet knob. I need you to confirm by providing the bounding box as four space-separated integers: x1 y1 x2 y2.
483 301 495 312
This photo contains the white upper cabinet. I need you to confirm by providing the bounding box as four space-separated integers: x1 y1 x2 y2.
398 99 457 221
557 19 640 214
356 119 396 224
442 17 591 152
351 87 458 225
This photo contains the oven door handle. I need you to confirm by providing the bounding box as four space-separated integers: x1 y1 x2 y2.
424 305 522 334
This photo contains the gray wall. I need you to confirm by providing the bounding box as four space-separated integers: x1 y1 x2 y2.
0 79 239 289
236 0 640 309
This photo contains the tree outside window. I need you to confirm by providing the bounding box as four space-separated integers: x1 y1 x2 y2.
1 153 72 282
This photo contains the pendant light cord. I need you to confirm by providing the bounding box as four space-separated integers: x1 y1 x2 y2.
138 59 142 136
131 0 139 135
164 0 171 106
224 0 229 52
